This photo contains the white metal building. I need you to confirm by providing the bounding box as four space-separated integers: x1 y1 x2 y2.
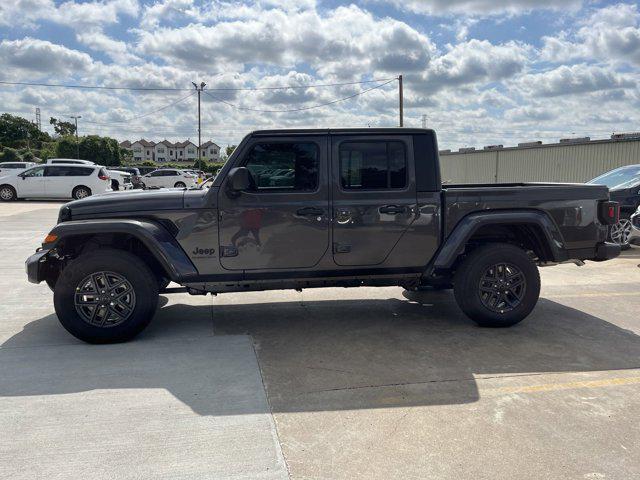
439 133 640 184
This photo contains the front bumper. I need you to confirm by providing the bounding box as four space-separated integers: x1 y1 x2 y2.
593 242 621 261
25 249 49 284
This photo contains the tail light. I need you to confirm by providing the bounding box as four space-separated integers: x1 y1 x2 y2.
98 168 110 181
598 200 619 225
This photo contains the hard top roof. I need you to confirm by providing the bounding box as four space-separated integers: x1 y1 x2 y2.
250 127 435 136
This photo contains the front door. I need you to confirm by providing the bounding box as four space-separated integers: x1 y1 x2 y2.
19 166 46 197
218 137 329 270
331 135 418 266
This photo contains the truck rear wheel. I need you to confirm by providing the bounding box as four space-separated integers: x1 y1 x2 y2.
53 249 159 343
453 243 540 328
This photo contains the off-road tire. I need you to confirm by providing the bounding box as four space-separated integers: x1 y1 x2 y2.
0 185 16 201
72 185 91 200
453 243 540 328
54 249 159 343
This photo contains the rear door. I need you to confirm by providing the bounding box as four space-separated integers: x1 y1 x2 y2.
330 134 417 266
218 136 329 270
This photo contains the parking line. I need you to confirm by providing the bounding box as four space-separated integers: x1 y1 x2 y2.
544 292 638 298
483 376 640 396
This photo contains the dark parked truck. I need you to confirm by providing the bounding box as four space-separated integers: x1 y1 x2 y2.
26 129 621 343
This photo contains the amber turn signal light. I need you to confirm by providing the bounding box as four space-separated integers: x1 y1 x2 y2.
43 233 58 244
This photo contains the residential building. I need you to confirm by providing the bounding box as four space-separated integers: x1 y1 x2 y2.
174 140 198 162
121 138 221 164
128 139 156 162
154 140 175 163
200 141 220 162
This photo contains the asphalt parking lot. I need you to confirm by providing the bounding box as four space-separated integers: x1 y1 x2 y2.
1 201 640 480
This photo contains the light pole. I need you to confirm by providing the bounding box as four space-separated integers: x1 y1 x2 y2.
192 82 206 164
70 115 81 159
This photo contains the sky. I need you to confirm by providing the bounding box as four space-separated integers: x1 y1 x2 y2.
0 0 639 149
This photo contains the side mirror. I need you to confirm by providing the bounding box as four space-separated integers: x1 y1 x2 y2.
227 167 252 192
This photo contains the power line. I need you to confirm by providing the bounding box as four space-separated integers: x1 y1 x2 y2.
205 77 397 91
202 78 396 113
0 77 397 92
0 80 191 91
82 92 197 126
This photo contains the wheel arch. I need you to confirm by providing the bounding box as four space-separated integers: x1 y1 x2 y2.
44 219 198 283
429 209 565 272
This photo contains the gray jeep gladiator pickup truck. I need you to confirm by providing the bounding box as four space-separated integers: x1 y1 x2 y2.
26 128 620 343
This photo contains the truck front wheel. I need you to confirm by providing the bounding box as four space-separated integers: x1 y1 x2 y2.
453 243 540 328
53 249 159 343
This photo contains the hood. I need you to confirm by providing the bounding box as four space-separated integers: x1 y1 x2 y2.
63 188 186 218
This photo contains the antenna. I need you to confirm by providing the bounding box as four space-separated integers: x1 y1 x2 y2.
35 107 41 131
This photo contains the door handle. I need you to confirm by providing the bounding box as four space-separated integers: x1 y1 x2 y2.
296 207 324 216
379 205 406 214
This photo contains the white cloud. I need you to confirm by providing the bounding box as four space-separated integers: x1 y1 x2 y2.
76 30 140 64
136 5 434 76
410 39 530 95
0 38 94 76
0 0 139 29
518 64 636 97
380 0 581 16
541 3 640 66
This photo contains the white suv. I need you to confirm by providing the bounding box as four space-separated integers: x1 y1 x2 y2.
0 164 111 201
46 158 95 165
142 169 197 189
0 161 37 175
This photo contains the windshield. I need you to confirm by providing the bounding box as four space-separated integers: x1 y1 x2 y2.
587 165 640 189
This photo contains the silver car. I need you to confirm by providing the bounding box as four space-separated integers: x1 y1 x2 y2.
630 206 640 246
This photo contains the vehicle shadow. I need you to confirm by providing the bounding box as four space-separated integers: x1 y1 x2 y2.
1 291 639 416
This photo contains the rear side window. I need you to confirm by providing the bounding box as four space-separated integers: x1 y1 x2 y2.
45 166 93 177
339 141 406 190
243 142 319 191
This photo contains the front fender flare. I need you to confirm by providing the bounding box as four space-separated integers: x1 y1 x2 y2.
430 209 566 271
45 219 198 282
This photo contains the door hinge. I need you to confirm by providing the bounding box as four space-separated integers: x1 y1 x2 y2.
333 243 351 254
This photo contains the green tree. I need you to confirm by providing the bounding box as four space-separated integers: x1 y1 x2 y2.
0 113 49 148
221 145 236 161
55 135 122 166
49 117 76 136
0 147 23 162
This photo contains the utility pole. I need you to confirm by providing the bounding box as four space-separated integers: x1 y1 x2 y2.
398 75 403 127
70 115 81 159
422 114 427 129
192 81 206 163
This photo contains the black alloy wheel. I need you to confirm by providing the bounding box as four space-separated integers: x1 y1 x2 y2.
478 263 527 314
74 271 136 328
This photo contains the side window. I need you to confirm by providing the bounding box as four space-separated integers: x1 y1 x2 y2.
339 141 407 190
243 142 319 191
22 166 45 178
45 166 65 176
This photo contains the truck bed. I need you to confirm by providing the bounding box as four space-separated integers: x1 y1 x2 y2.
441 182 611 249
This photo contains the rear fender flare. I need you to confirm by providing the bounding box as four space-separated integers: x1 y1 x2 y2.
46 219 198 282
430 209 565 271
